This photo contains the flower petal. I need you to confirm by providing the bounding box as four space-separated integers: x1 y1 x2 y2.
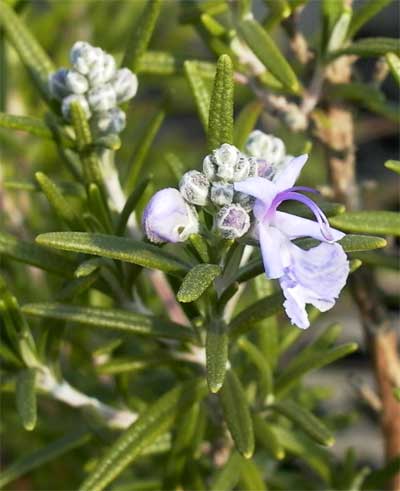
273 154 308 191
279 241 349 329
234 177 278 210
259 225 291 279
273 211 345 242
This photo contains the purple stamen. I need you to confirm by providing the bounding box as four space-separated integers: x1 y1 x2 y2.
265 188 334 242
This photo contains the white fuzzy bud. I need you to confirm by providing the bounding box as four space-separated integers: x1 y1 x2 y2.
210 182 234 206
70 41 98 75
245 130 286 166
112 68 138 103
216 204 250 239
234 192 253 212
61 94 91 121
202 155 217 181
88 84 117 112
233 155 251 182
95 108 126 134
179 170 209 206
87 52 117 87
48 68 70 100
213 144 241 181
65 70 89 94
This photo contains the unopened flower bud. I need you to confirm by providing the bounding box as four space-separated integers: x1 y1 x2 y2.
213 144 240 181
143 188 199 243
112 68 138 103
255 158 273 178
65 70 89 94
179 170 209 206
210 182 234 206
245 130 286 166
48 68 70 100
61 94 91 120
232 155 250 182
87 53 117 87
234 191 253 212
202 155 216 181
216 204 250 239
95 108 126 134
70 41 98 75
88 84 116 112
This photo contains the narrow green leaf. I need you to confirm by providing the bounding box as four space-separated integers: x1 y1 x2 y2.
0 430 92 488
385 159 400 174
0 26 6 111
125 109 165 195
347 0 392 39
189 233 210 263
0 341 22 366
281 198 345 219
273 400 334 446
137 50 215 77
237 18 300 93
297 234 387 252
272 425 331 481
36 232 191 274
322 0 345 48
211 451 242 491
184 60 212 131
0 112 54 139
253 414 285 460
55 272 99 302
35 172 83 230
219 369 254 458
87 183 113 233
0 232 75 276
330 211 400 236
234 101 263 151
207 54 234 151
386 53 400 85
238 338 273 401
326 7 352 53
238 457 266 491
121 0 162 72
350 251 398 270
331 37 400 58
264 0 291 30
74 258 104 278
70 101 102 187
177 263 221 302
16 368 37 431
275 342 358 397
22 303 196 342
206 319 228 393
79 379 206 491
0 1 54 99
115 178 151 236
229 293 283 340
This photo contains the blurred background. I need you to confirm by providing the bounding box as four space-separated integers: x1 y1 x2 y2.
0 1 399 489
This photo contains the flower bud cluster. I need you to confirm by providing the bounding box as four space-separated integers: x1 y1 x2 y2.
48 41 138 137
245 130 294 179
177 143 274 240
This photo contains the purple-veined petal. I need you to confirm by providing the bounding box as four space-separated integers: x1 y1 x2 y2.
234 177 278 210
259 225 291 279
273 154 308 191
273 211 345 242
142 188 198 243
279 241 349 328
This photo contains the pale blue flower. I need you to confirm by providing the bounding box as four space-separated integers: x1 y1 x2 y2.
234 154 349 329
142 188 199 244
